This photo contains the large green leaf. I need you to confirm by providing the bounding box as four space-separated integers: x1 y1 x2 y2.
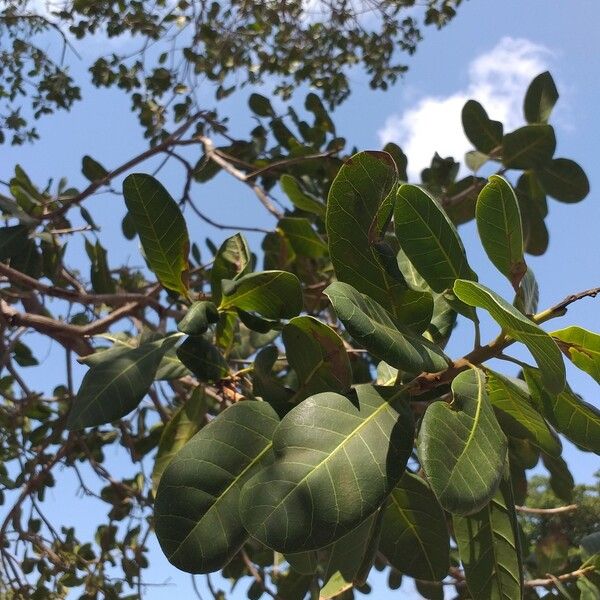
326 151 433 330
210 233 251 304
68 335 180 429
154 401 279 573
551 326 600 384
418 368 507 515
278 217 327 257
538 158 589 203
379 472 450 580
453 279 565 394
394 183 476 294
151 387 209 494
502 125 556 170
282 316 352 400
239 384 414 552
220 271 303 319
453 476 523 600
476 175 526 290
122 174 190 297
462 100 503 154
524 71 559 124
524 367 600 454
324 281 449 375
486 370 561 457
176 336 229 383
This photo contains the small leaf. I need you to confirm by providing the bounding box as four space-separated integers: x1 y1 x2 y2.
453 475 523 600
282 316 352 400
220 271 303 319
486 370 561 457
176 336 229 383
476 175 526 290
151 387 209 493
278 217 327 258
122 174 190 297
462 100 503 154
418 368 507 515
383 142 408 180
453 279 565 394
537 158 590 203
542 453 574 503
177 301 220 335
154 401 280 573
379 472 450 580
324 281 449 375
513 268 539 315
280 175 325 217
248 93 274 117
502 124 556 170
551 326 600 384
394 184 477 294
68 336 179 429
211 233 251 304
81 155 109 182
524 71 559 124
240 384 414 552
524 367 600 454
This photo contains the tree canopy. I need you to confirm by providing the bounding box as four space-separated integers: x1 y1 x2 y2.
0 2 599 600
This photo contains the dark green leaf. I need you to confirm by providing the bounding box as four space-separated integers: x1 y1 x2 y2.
240 384 414 552
515 171 549 256
177 301 220 335
325 281 449 374
524 71 559 124
85 239 115 294
538 158 589 203
502 125 556 170
453 279 565 394
542 453 574 503
220 271 303 319
513 268 539 315
383 142 408 180
418 368 507 515
248 93 274 117
211 233 251 304
122 174 190 297
551 326 600 384
176 336 229 383
68 336 179 429
81 155 109 182
252 346 294 415
154 401 279 573
0 224 29 260
462 100 503 154
380 472 450 580
476 175 526 290
278 217 327 258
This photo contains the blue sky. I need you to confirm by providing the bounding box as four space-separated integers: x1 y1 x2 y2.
2 0 600 598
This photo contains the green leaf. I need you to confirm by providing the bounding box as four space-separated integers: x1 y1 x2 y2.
177 301 220 335
515 171 549 256
0 224 29 260
453 476 523 600
462 100 503 154
379 472 450 580
278 217 327 258
279 175 325 217
154 401 280 573
502 125 556 170
542 453 574 503
220 271 303 319
524 367 600 454
486 370 561 457
122 174 190 298
81 155 109 182
324 281 449 375
211 233 251 304
248 93 274 117
151 387 208 494
239 384 414 552
176 336 229 383
327 151 433 330
418 368 507 515
524 71 559 124
513 268 539 315
537 158 590 203
394 184 477 294
68 335 180 429
476 175 526 290
383 142 408 180
85 239 115 294
551 326 600 384
453 279 565 394
282 316 352 400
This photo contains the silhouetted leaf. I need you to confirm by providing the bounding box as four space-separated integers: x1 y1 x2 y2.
538 158 589 203
462 100 503 154
176 336 229 383
502 125 556 170
524 71 559 124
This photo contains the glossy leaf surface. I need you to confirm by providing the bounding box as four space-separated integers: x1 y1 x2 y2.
551 326 600 384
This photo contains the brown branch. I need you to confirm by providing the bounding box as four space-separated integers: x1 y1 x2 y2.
240 549 281 600
516 504 578 515
525 566 595 588
535 286 600 324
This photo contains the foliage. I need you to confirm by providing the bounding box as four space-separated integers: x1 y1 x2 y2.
0 17 598 600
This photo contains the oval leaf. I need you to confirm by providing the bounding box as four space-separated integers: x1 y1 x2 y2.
122 174 190 297
239 384 414 552
379 472 450 581
502 124 556 170
324 281 449 375
176 336 229 383
278 217 327 258
476 175 526 290
154 401 280 573
178 301 220 335
551 326 600 384
524 71 559 124
280 175 325 217
418 368 507 515
453 279 565 394
462 100 503 154
210 233 251 304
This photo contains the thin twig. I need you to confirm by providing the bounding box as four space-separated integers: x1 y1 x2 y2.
516 504 578 515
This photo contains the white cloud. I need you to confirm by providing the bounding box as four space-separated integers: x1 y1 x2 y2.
378 37 552 179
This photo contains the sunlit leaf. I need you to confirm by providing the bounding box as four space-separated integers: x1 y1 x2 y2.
551 326 600 384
